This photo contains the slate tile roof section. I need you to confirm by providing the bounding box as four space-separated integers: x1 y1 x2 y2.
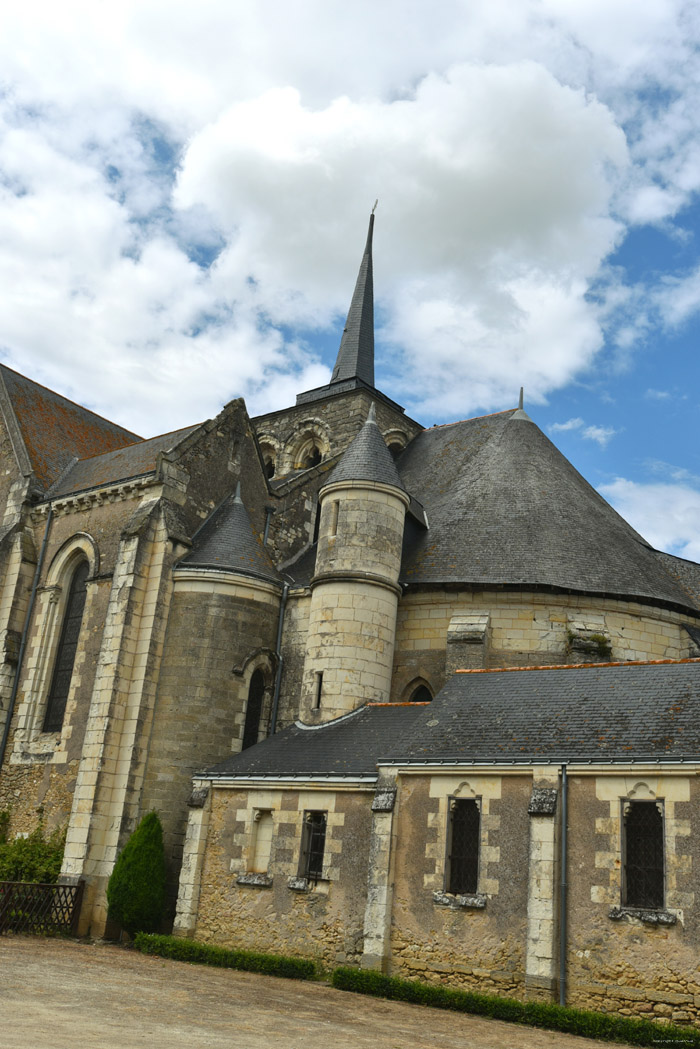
0 364 141 491
204 703 427 779
326 404 405 491
330 212 375 388
179 484 282 585
398 407 697 613
47 426 198 497
391 660 700 764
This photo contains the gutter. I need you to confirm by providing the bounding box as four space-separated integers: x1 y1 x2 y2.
268 583 289 736
0 505 53 768
560 763 568 1007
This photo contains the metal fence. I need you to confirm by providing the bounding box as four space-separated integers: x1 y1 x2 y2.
0 880 84 935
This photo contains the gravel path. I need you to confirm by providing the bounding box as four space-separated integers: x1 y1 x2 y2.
1 936 636 1049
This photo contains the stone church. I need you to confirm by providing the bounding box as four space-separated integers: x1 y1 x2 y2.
1 215 700 1021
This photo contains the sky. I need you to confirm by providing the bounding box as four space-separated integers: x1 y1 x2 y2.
1 1 700 558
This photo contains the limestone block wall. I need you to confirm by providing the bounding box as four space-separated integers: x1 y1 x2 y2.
140 570 282 915
189 783 374 967
567 771 700 1025
388 772 530 997
391 590 700 700
0 492 152 836
274 590 310 730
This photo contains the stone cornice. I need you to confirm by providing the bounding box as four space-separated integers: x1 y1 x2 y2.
31 477 158 520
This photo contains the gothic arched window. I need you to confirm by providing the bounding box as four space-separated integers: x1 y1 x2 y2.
409 683 433 703
241 669 266 750
42 560 89 733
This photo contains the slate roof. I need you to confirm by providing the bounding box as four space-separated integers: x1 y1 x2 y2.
330 213 375 388
204 703 426 778
204 659 700 780
392 660 700 764
48 426 198 497
0 364 141 491
179 485 281 584
397 408 697 613
326 404 405 490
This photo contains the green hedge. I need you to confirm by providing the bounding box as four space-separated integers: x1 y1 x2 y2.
331 967 700 1047
133 933 317 980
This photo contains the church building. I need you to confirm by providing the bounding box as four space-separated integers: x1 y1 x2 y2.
1 216 700 1022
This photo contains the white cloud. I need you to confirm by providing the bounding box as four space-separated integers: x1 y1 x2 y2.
600 477 700 560
582 424 617 447
0 1 696 433
550 418 584 432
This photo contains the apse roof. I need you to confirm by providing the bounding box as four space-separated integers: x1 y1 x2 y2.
397 408 697 613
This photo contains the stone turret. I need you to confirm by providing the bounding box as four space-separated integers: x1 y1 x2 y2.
300 406 409 722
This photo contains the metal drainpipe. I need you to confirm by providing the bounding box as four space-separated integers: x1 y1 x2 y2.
268 582 289 736
0 504 53 769
559 762 568 1007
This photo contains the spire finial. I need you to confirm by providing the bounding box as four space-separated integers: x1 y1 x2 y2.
371 199 378 215
234 481 242 503
367 402 377 425
518 387 524 410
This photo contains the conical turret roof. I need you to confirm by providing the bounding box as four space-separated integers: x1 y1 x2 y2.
325 404 404 491
179 484 281 585
330 213 375 388
398 407 697 612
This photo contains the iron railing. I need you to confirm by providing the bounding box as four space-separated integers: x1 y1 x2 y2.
0 880 84 935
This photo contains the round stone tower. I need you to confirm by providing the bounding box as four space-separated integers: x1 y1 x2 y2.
300 404 409 722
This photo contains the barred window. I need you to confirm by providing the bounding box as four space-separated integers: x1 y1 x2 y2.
42 560 89 733
623 800 664 909
299 811 326 881
446 798 480 895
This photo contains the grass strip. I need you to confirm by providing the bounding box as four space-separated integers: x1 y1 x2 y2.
133 932 317 980
332 967 700 1047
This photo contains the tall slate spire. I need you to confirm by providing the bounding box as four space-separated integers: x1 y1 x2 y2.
330 212 375 387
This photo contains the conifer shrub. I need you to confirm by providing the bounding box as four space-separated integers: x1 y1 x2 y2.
106 811 166 938
0 822 65 883
134 932 317 980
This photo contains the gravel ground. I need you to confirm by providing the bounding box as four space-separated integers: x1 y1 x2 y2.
1 936 637 1049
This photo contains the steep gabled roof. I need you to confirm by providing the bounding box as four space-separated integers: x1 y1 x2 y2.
47 426 198 497
0 364 141 491
179 484 281 585
398 408 696 612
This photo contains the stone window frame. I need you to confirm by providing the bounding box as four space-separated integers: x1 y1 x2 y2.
593 776 692 924
236 806 275 888
285 419 330 473
256 434 281 480
427 777 499 909
401 677 434 704
445 794 481 895
11 532 99 764
231 650 276 752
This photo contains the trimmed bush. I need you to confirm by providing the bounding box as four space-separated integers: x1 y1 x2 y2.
106 812 166 938
134 932 317 980
331 967 700 1047
0 823 65 883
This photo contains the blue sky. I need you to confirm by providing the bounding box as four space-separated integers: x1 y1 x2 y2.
0 1 699 557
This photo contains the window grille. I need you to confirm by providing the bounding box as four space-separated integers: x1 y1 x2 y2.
241 669 265 751
623 800 664 909
42 561 89 733
446 798 480 895
300 811 326 881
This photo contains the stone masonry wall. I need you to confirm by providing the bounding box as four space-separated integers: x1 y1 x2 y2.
388 773 530 996
193 784 374 968
141 574 281 918
391 589 699 701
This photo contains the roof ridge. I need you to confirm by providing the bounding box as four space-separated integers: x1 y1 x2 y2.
69 424 198 465
455 657 700 674
427 408 515 430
